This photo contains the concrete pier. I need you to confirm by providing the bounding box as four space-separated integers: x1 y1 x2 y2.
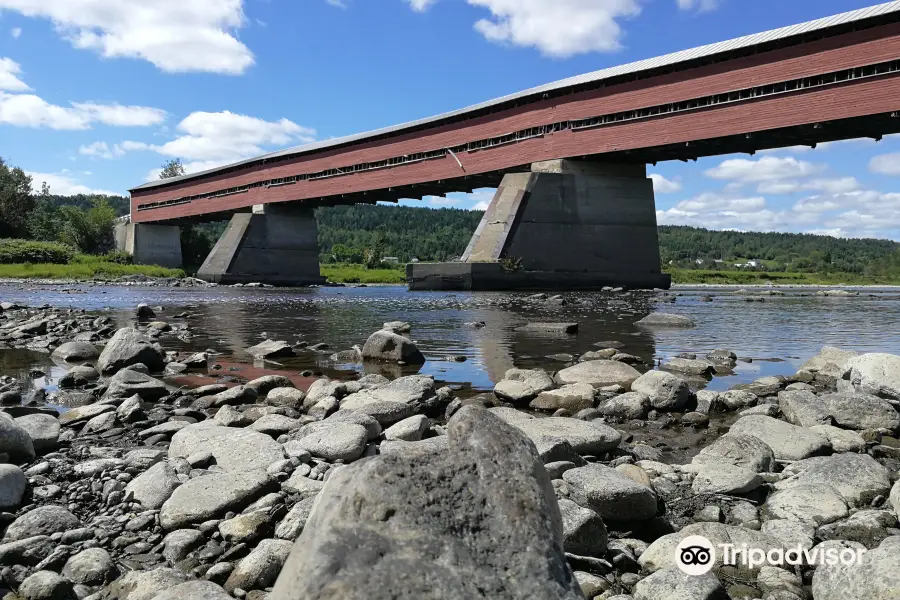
197 204 325 286
117 223 183 268
408 160 670 291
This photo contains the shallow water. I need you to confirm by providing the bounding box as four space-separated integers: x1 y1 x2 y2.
4 283 900 397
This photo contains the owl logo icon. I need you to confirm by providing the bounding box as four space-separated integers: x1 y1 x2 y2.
676 535 716 575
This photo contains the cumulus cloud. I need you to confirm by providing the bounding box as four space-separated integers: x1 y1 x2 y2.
406 0 437 10
0 0 254 74
704 156 825 184
649 173 682 194
869 153 900 176
27 170 120 196
0 92 166 130
0 58 30 91
11 28 22 39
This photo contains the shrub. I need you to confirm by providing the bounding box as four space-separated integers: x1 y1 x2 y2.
101 250 133 265
0 239 75 264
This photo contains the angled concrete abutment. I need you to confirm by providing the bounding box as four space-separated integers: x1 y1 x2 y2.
116 223 183 268
197 204 325 286
408 159 670 291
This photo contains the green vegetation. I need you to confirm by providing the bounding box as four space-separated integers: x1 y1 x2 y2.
0 254 184 280
0 239 76 265
321 263 406 284
667 268 900 286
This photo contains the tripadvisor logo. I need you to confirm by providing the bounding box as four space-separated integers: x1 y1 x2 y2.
675 535 867 575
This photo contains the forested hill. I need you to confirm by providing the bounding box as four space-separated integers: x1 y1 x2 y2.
47 194 130 217
313 204 900 275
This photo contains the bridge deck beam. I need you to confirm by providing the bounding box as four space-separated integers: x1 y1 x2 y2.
408 160 671 291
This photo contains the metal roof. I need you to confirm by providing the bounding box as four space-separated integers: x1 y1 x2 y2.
133 0 900 192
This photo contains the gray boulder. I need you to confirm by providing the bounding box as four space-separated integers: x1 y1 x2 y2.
762 484 849 525
159 470 275 530
62 547 116 585
125 461 181 509
18 570 75 600
555 360 641 389
633 568 724 600
326 410 382 441
59 403 114 427
778 390 830 428
691 464 761 495
275 497 317 541
495 414 621 455
97 327 164 374
1 412 36 461
292 422 368 462
103 369 168 401
812 536 900 600
800 346 858 378
151 581 232 600
820 391 900 431
4 505 80 541
774 453 891 507
661 357 715 377
531 383 595 412
494 369 556 403
562 464 657 520
630 371 689 411
599 392 650 420
270 406 583 599
267 387 306 409
105 567 193 600
558 498 607 557
51 341 99 362
383 415 430 442
226 538 294 592
247 339 295 359
168 423 285 473
728 415 831 461
0 464 26 510
844 352 900 399
361 330 425 364
247 375 294 396
691 434 776 473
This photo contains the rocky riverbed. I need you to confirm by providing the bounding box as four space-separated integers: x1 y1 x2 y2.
1 299 900 599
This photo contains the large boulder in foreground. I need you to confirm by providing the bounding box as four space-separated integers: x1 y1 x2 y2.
555 360 641 390
168 423 285 473
774 453 891 508
844 353 900 399
728 415 831 461
361 330 426 364
0 412 35 462
270 406 583 599
51 341 100 362
97 327 164 374
813 537 900 600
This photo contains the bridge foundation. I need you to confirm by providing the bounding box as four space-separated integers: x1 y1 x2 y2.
117 223 183 268
407 159 670 290
197 204 325 286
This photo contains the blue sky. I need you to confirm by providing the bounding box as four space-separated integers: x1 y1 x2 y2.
2 0 900 240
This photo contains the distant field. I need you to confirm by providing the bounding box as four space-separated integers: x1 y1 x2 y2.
320 263 406 284
0 255 185 279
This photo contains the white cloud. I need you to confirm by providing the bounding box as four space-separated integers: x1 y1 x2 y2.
0 0 253 74
428 196 461 207
0 57 30 91
405 0 437 10
704 156 825 183
466 0 641 56
79 141 118 159
11 28 22 39
674 192 765 214
0 92 165 130
120 110 316 173
676 0 719 11
649 173 681 194
869 153 900 176
472 200 489 210
757 176 860 196
26 170 120 196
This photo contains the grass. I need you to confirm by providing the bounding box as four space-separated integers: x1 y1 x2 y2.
0 254 185 279
321 263 406 284
669 269 900 286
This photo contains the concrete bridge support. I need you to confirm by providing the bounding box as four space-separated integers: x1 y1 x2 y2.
116 223 183 268
197 204 325 286
407 159 670 290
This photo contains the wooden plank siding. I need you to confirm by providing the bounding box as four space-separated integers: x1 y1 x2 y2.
132 23 900 223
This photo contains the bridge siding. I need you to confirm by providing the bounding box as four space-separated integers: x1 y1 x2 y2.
133 23 900 222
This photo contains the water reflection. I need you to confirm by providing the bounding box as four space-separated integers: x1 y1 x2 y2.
0 284 899 396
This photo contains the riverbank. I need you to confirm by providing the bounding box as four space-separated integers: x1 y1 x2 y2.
320 263 406 284
0 256 185 280
669 268 900 285
0 300 899 599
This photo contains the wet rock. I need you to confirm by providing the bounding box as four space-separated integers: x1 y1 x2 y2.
5 505 80 541
160 470 275 530
531 383 595 413
97 327 165 374
691 434 776 473
51 341 100 362
125 461 182 509
800 346 858 378
270 406 583 599
558 498 607 557
18 570 75 600
563 464 657 520
62 547 116 585
661 357 715 377
0 464 26 510
247 340 295 359
136 303 156 319
361 330 426 364
169 423 285 473
633 568 724 600
728 415 831 461
382 321 411 334
599 392 650 420
636 313 696 328
292 422 368 462
494 369 556 403
0 411 36 461
630 371 689 411
555 360 641 390
225 538 293 592
844 352 900 399
774 453 891 507
516 322 578 334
